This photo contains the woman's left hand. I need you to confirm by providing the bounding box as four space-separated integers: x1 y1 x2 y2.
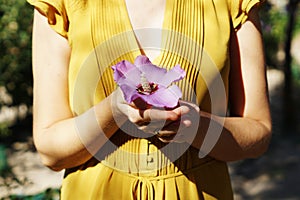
154 100 200 144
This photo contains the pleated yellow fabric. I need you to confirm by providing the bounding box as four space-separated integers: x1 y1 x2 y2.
27 0 262 199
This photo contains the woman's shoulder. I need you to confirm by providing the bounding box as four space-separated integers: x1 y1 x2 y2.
226 0 263 29
27 0 71 38
26 0 88 14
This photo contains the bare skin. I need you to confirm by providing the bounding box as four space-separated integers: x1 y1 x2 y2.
32 1 271 171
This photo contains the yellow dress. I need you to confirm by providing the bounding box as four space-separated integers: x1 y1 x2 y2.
27 0 261 199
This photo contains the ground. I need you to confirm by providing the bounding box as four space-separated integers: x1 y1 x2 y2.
1 68 300 200
231 68 300 200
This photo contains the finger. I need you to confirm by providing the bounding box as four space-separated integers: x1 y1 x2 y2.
158 116 198 144
160 109 194 133
157 136 175 143
172 105 191 117
158 120 181 136
137 121 166 134
150 105 191 121
150 106 193 135
141 105 198 133
178 100 200 113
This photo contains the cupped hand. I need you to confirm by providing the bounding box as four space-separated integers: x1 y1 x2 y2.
155 100 200 144
112 87 199 143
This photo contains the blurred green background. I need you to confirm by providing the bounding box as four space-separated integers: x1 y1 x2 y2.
0 0 32 136
1 0 300 199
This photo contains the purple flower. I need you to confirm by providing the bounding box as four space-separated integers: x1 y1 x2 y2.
112 55 186 108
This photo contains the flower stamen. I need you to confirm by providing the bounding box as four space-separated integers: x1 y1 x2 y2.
137 73 158 95
141 73 151 93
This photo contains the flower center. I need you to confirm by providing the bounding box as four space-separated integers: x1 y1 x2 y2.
137 73 158 95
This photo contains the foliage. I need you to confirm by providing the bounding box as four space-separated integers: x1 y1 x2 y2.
0 0 33 136
260 2 288 67
0 144 8 175
0 0 33 108
292 61 300 84
294 12 300 35
260 1 300 68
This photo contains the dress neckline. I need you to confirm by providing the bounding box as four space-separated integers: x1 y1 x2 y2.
123 0 170 62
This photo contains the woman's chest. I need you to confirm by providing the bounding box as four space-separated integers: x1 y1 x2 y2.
68 0 232 71
125 0 166 30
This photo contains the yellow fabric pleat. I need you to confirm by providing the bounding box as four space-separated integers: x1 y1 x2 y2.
62 157 232 200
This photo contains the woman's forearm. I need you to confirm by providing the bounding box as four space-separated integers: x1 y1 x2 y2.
191 111 272 162
34 92 127 171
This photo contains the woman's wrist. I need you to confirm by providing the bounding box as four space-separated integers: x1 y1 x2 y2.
109 88 129 125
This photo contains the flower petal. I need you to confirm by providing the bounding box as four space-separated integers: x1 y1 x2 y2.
140 65 167 84
159 65 186 87
112 60 140 83
139 85 182 108
134 55 152 66
133 55 167 83
112 60 141 84
112 56 185 108
119 84 138 103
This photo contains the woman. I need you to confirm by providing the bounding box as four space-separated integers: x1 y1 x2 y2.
27 0 272 199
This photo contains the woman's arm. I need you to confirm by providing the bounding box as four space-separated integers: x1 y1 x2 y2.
190 6 272 161
32 9 128 171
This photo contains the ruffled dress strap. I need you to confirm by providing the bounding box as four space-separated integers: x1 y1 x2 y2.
27 0 68 38
229 0 263 29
